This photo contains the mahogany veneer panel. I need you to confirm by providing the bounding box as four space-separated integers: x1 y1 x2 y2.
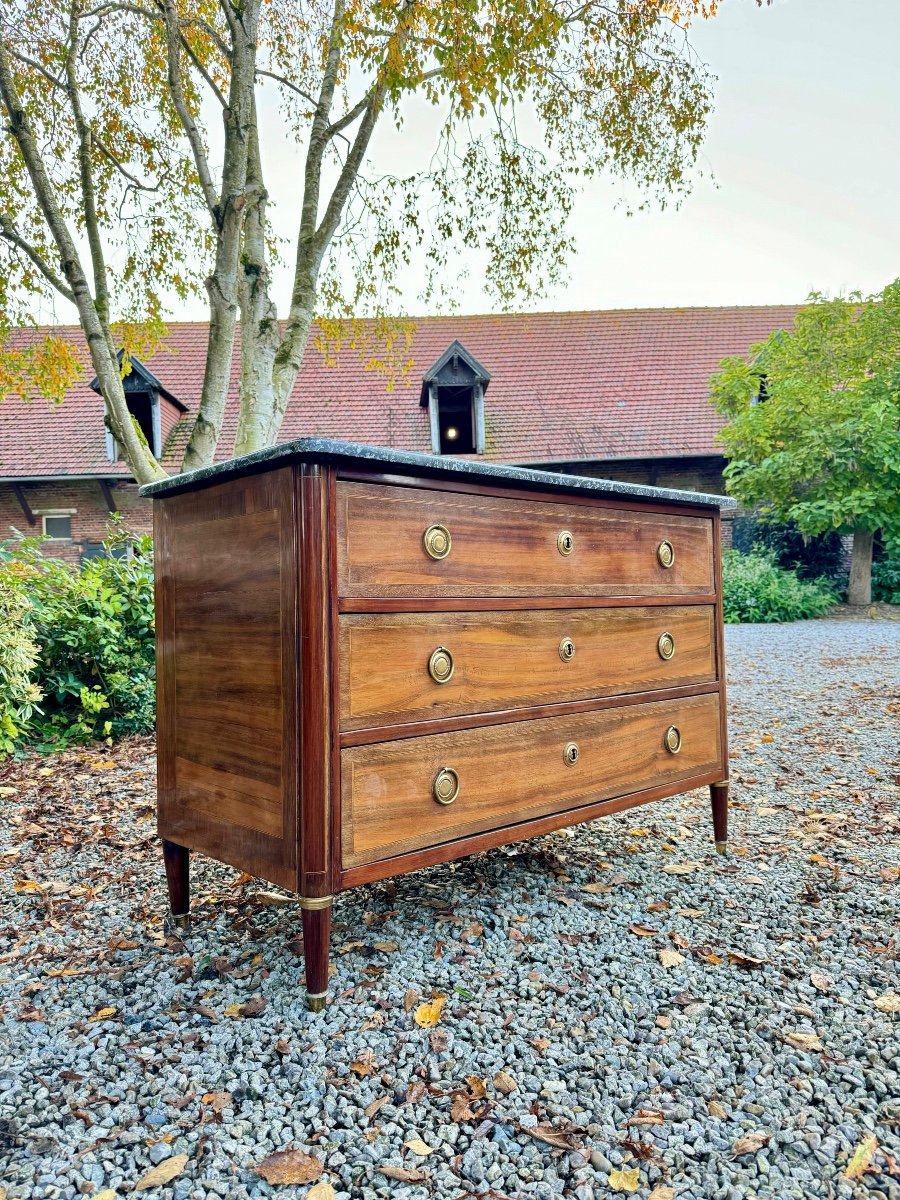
336 482 715 598
341 692 722 866
339 604 716 731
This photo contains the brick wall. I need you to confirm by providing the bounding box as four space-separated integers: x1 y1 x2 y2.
0 479 151 563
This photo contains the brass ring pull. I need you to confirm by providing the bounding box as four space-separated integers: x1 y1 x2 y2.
657 540 675 569
563 742 580 767
558 636 576 663
664 725 682 754
432 767 460 805
428 646 455 684
423 523 452 560
657 631 676 661
557 530 574 557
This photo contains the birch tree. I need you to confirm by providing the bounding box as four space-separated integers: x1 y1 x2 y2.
1 0 723 485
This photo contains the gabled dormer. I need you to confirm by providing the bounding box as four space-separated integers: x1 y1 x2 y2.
420 340 491 455
90 352 188 462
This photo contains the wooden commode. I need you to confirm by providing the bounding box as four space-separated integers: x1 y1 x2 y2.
144 440 735 1010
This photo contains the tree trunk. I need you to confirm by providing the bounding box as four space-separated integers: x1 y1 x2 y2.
847 528 874 606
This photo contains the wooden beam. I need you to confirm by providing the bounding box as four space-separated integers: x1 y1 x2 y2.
11 483 36 526
99 479 117 512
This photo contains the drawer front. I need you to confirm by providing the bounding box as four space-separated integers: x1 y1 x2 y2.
336 483 715 597
340 605 717 731
341 692 722 866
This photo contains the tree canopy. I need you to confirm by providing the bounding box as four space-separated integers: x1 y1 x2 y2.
711 280 900 604
1 0 723 483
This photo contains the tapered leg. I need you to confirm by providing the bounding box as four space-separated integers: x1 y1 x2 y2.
301 898 332 1012
710 781 729 855
162 839 191 928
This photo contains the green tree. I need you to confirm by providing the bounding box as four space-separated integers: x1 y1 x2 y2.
711 281 900 605
0 0 726 484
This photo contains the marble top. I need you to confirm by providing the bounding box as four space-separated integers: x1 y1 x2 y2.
140 438 736 508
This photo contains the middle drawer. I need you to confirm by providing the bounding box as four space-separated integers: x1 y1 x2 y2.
339 605 717 731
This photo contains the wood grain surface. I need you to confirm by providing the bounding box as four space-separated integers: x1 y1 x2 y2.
336 482 715 598
339 605 717 730
341 692 722 866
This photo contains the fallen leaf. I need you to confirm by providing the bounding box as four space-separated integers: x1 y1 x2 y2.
810 972 832 992
708 1100 728 1119
274 1039 291 1056
647 901 670 912
378 1166 428 1182
414 994 446 1028
661 862 702 876
403 988 420 1012
201 1091 232 1112
404 1137 434 1156
525 1122 581 1149
451 1094 475 1122
648 1188 675 1200
307 1184 337 1200
609 1165 641 1192
238 996 267 1018
530 1037 550 1054
881 866 900 883
629 924 657 937
92 1193 116 1200
627 1109 665 1126
728 951 767 970
874 993 900 1013
87 1007 117 1023
669 932 690 950
581 882 614 894
655 1015 671 1029
350 1049 377 1077
134 1153 189 1191
374 941 400 953
782 1030 823 1052
465 1075 488 1099
844 1134 878 1180
732 1131 770 1156
658 949 685 968
254 1149 323 1185
493 1070 517 1095
365 1095 388 1119
696 947 723 966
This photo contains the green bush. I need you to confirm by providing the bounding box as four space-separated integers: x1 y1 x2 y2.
0 521 155 755
722 549 837 624
731 512 845 582
872 537 900 604
0 539 44 755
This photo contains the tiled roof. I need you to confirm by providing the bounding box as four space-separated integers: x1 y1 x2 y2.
0 306 800 479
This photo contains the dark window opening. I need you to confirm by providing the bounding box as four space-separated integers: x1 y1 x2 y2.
43 514 72 539
437 385 476 454
752 373 769 406
128 392 156 452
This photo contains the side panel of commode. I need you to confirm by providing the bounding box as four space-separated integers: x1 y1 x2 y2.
155 467 298 889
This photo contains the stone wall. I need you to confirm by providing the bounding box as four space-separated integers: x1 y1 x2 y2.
0 480 150 563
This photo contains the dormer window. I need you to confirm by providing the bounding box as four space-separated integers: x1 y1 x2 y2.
420 340 491 455
90 352 187 463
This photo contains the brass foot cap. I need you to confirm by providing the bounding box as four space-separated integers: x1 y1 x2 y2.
715 841 728 856
173 913 191 930
307 994 327 1013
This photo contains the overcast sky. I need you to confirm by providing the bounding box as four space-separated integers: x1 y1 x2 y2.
179 0 900 320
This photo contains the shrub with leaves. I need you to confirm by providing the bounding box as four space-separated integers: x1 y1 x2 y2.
872 537 900 605
722 550 837 624
0 538 43 755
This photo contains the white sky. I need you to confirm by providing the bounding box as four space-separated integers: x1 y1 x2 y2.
173 0 900 320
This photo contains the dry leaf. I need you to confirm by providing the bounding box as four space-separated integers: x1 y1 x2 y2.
782 1030 823 1052
379 1166 428 1183
374 941 400 953
92 1193 117 1200
238 996 267 1018
647 901 670 912
451 1094 475 1122
732 1131 770 1156
307 1184 337 1200
881 865 900 883
254 1149 323 1185
350 1049 377 1077
526 1123 581 1149
134 1153 189 1191
728 951 767 969
648 1188 675 1200
658 949 685 968
365 1095 388 1119
609 1165 641 1192
404 1137 434 1156
696 948 723 966
627 1109 665 1126
403 988 420 1012
708 1100 728 1119
465 1075 488 1099
874 993 900 1013
581 882 614 894
201 1091 232 1112
414 994 446 1028
493 1070 518 1095
810 972 832 992
844 1134 878 1180
661 862 701 876
629 924 657 937
87 1007 117 1023
530 1037 550 1054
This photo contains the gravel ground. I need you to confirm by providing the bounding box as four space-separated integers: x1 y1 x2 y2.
1 618 899 1200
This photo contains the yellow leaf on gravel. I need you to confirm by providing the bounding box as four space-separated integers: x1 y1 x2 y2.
658 949 685 968
844 1134 878 1180
782 1030 823 1052
134 1153 189 1191
404 1137 434 1156
662 861 702 875
0 786 16 796
648 1188 675 1200
874 993 900 1013
92 1192 117 1200
223 1003 243 1018
414 994 446 1027
609 1166 640 1192
307 1184 337 1200
87 1007 117 1023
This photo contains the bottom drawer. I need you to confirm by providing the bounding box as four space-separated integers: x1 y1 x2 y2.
341 692 722 867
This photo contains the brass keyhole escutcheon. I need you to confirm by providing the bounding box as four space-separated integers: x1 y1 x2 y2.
657 540 675 569
563 741 580 767
432 767 460 805
557 530 574 557
428 646 455 684
559 636 576 663
657 631 676 661
664 725 682 754
423 523 452 560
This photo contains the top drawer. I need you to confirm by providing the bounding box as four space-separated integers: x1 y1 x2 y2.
336 482 715 598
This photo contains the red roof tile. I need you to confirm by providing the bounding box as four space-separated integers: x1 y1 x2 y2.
0 306 800 479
